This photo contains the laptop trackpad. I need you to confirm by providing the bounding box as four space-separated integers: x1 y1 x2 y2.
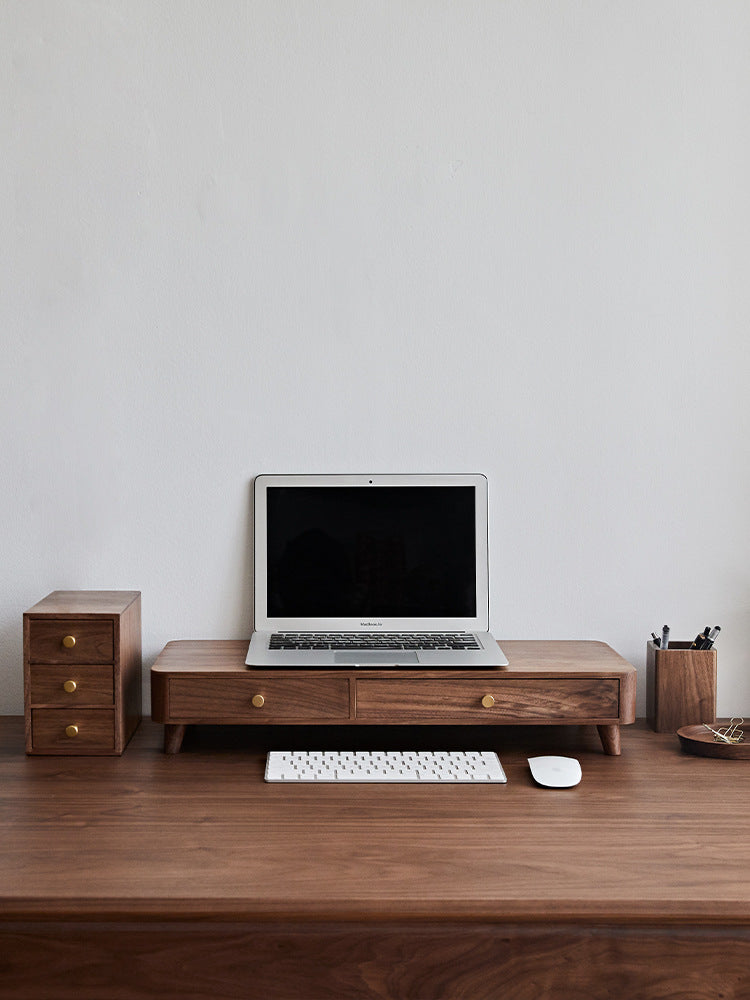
334 651 419 666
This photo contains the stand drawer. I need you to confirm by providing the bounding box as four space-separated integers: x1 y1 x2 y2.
355 678 620 722
168 676 350 721
28 664 114 706
27 620 114 664
31 709 116 752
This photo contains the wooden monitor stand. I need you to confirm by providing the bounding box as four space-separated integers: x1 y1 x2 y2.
151 639 636 755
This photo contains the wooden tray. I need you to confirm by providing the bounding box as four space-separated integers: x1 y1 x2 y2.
677 724 750 759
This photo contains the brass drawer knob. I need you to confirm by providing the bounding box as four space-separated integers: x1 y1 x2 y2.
62 635 76 649
63 680 77 694
481 694 496 708
251 694 265 708
65 724 79 738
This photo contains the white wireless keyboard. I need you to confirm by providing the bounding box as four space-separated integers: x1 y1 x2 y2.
265 750 507 783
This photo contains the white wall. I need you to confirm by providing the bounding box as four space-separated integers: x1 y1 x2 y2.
3 1 749 717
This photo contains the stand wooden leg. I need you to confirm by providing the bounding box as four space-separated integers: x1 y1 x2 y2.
164 724 186 754
597 724 621 755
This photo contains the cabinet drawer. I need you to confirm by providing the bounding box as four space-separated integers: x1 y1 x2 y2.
28 620 114 664
31 709 116 751
355 678 620 722
168 676 351 721
29 664 114 706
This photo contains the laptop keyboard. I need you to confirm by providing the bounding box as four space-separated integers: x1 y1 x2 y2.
268 632 481 651
265 750 507 783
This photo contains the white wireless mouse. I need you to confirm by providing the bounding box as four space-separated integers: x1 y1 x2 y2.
528 755 582 788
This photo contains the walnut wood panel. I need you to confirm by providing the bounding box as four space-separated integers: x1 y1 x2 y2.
118 593 143 751
168 675 351 721
2 921 749 1000
30 708 116 751
355 677 620 722
23 591 143 615
2 717 750 999
27 619 114 664
28 664 114 706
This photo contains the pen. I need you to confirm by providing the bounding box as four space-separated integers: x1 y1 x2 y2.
691 629 708 649
651 632 660 646
701 626 721 650
660 625 670 650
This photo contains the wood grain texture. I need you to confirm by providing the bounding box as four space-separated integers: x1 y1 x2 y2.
27 619 114 663
28 664 114 706
23 591 141 615
2 716 750 998
2 921 750 1000
169 674 351 721
30 708 116 751
647 640 717 732
151 638 638 679
151 639 636 754
355 677 620 722
597 723 621 755
23 592 141 755
116 593 143 752
3 717 750 922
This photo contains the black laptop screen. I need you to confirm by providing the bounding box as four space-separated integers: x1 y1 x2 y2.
266 486 477 619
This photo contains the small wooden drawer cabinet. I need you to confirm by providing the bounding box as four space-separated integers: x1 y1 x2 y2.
24 591 142 755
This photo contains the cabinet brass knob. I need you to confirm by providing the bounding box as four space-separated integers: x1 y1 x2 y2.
62 635 76 649
63 680 77 694
65 724 79 738
481 694 496 708
251 694 265 708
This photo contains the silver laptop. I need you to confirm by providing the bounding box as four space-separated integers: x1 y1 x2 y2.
246 474 507 669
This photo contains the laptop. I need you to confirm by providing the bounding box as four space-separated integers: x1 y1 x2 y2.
246 473 507 669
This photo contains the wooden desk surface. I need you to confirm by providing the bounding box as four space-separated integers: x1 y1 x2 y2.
2 716 750 998
2 715 748 924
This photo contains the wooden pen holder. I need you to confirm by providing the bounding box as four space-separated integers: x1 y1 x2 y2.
646 641 717 733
